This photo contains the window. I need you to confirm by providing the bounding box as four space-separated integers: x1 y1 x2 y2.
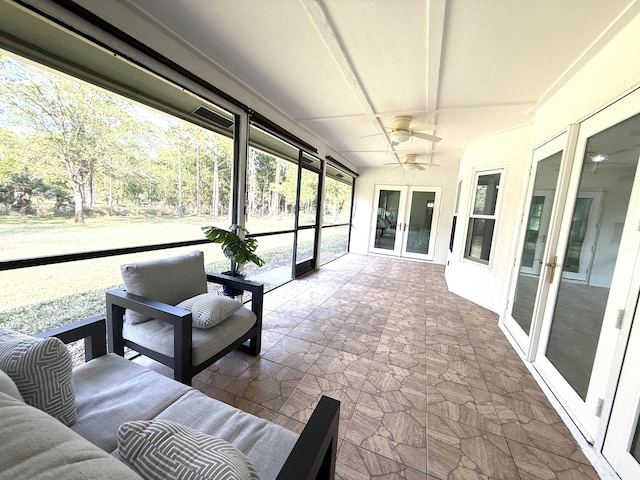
465 171 502 263
320 164 354 265
449 179 462 252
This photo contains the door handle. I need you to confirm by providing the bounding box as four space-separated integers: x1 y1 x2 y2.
546 256 558 284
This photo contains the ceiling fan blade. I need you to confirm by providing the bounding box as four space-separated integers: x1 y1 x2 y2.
415 164 425 171
413 124 439 131
358 132 387 139
411 132 441 142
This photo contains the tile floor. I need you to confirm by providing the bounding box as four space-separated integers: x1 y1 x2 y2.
148 253 601 479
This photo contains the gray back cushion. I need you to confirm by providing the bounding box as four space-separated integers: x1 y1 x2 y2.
0 392 142 480
120 250 208 324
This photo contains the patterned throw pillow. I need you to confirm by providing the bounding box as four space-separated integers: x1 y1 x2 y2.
118 420 260 480
0 329 76 426
176 293 242 329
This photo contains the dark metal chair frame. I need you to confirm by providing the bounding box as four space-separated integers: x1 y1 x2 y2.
106 272 263 386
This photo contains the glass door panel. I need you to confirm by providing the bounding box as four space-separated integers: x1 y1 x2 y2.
298 167 319 227
504 132 569 354
296 227 316 264
402 187 441 261
405 191 435 255
545 116 638 400
511 153 562 336
371 186 404 255
535 99 640 439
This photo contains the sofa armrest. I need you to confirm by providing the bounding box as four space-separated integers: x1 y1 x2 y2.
277 395 340 480
37 315 107 362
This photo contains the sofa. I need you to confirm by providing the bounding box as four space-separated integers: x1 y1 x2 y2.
0 316 340 480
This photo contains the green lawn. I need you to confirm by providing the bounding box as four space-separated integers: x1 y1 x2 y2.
0 213 348 334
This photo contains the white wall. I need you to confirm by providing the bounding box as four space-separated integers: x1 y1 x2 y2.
445 125 533 313
532 13 640 147
444 11 640 315
350 161 459 265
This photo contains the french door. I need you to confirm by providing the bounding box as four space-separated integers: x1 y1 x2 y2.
504 132 571 353
505 88 640 443
369 185 441 261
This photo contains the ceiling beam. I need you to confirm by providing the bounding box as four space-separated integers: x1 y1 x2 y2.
301 0 379 127
426 0 447 157
302 0 402 162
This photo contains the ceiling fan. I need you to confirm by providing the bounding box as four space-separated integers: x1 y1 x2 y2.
363 115 441 145
384 154 440 171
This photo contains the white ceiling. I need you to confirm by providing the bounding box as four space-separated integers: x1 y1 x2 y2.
91 0 638 170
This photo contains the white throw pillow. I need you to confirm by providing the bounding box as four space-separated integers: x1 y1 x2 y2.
176 293 242 329
120 250 208 325
118 419 260 480
0 328 76 426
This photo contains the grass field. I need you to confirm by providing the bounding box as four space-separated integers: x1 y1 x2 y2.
0 213 348 334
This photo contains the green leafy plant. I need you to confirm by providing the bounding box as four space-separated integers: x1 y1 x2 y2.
201 224 265 276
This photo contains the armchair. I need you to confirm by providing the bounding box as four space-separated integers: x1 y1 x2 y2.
106 250 263 385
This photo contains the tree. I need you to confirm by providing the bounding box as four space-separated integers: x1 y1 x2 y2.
7 170 48 215
324 177 350 222
247 149 280 218
1 57 132 222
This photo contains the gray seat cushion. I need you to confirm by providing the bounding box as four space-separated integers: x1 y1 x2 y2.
154 389 298 480
122 308 256 365
73 354 297 480
72 354 190 452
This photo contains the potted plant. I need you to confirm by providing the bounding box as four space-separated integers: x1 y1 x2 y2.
201 224 265 296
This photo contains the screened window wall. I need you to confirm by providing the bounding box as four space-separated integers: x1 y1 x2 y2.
246 126 339 289
0 3 355 338
0 46 240 335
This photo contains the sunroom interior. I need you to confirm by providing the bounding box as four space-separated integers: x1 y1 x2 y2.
2 0 640 479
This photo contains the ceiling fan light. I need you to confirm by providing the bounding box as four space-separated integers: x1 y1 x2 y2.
390 131 411 143
589 153 607 163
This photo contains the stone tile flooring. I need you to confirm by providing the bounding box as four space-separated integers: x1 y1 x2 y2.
145 254 601 479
